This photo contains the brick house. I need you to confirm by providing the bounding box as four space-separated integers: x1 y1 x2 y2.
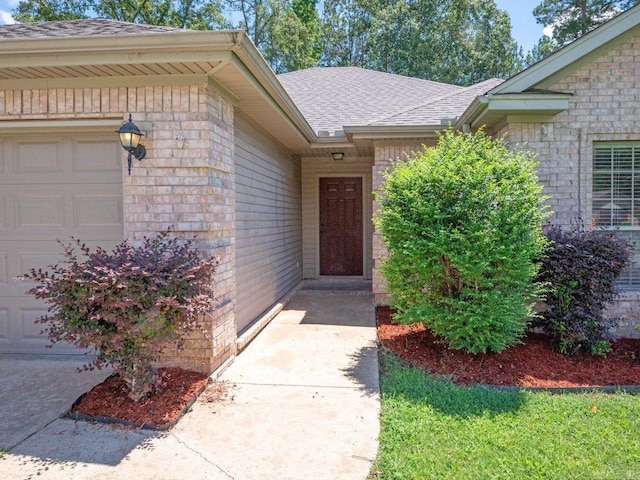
1 5 639 373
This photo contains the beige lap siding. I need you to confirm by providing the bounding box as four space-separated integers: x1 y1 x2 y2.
234 112 302 334
0 83 238 371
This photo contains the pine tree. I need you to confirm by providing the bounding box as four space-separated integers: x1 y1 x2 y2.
533 0 640 48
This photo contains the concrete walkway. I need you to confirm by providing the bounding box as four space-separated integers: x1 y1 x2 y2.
0 291 380 480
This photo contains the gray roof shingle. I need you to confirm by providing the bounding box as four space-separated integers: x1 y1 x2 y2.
278 67 465 134
371 78 504 126
0 18 180 39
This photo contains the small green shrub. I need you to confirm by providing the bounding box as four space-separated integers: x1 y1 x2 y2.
19 231 218 401
375 129 549 354
534 225 631 356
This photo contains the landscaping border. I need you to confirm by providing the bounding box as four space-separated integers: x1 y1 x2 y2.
378 344 640 395
65 378 209 431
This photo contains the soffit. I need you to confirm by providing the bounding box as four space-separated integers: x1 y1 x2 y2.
0 28 314 152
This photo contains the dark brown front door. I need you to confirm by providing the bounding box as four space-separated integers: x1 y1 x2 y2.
319 177 363 275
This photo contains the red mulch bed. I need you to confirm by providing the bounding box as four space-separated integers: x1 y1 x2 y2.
70 367 209 428
377 306 640 388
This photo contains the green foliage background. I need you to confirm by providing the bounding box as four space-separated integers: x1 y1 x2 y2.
10 0 640 78
375 130 549 353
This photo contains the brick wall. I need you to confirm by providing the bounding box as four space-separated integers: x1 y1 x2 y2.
497 33 640 337
372 140 437 305
1 83 239 369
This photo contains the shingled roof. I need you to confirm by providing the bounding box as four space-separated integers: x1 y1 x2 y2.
278 67 466 135
371 78 504 127
0 18 180 39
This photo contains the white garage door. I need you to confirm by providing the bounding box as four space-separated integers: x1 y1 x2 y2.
0 131 124 354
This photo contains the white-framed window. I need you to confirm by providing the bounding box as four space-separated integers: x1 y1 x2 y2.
593 142 640 289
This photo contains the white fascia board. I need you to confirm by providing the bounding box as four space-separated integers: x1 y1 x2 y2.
311 135 355 149
455 96 488 130
0 49 233 69
0 29 241 56
485 93 572 112
230 33 316 143
491 5 640 94
0 31 237 72
461 93 571 130
343 124 443 140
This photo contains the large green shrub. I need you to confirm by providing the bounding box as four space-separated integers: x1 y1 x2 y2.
534 225 631 356
375 129 549 353
19 231 217 401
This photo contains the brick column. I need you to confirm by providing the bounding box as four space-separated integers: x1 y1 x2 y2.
123 84 237 374
372 141 431 305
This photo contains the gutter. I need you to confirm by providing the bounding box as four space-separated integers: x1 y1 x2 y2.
456 92 572 131
455 95 489 132
0 29 243 56
343 124 444 140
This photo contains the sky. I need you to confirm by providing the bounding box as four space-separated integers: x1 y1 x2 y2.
495 0 549 53
0 0 547 54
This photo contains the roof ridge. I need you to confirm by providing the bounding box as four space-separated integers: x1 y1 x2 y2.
278 66 462 90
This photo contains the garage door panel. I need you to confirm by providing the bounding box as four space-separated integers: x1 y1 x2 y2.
15 140 63 172
4 239 122 295
1 135 121 184
16 194 65 228
2 188 123 241
0 243 65 296
0 309 8 343
74 140 121 172
0 252 6 285
3 295 87 355
0 132 123 355
11 306 66 354
0 193 6 228
17 308 48 340
18 251 61 279
74 194 123 228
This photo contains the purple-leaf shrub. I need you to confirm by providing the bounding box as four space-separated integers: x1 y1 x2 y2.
18 231 218 401
534 224 632 356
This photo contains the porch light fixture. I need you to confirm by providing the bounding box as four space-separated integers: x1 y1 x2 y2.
116 114 146 175
331 152 344 161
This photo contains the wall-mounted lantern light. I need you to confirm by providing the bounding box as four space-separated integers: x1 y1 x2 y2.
331 152 344 161
176 133 186 150
116 114 146 175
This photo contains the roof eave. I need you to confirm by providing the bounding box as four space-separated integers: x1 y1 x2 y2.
343 124 444 140
0 28 316 149
459 92 572 131
231 33 316 143
0 29 240 57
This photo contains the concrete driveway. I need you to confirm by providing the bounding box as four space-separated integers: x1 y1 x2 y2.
0 290 380 479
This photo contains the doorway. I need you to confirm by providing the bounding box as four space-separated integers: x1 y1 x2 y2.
319 177 363 275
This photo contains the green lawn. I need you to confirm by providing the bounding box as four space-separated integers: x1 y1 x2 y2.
371 354 640 480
